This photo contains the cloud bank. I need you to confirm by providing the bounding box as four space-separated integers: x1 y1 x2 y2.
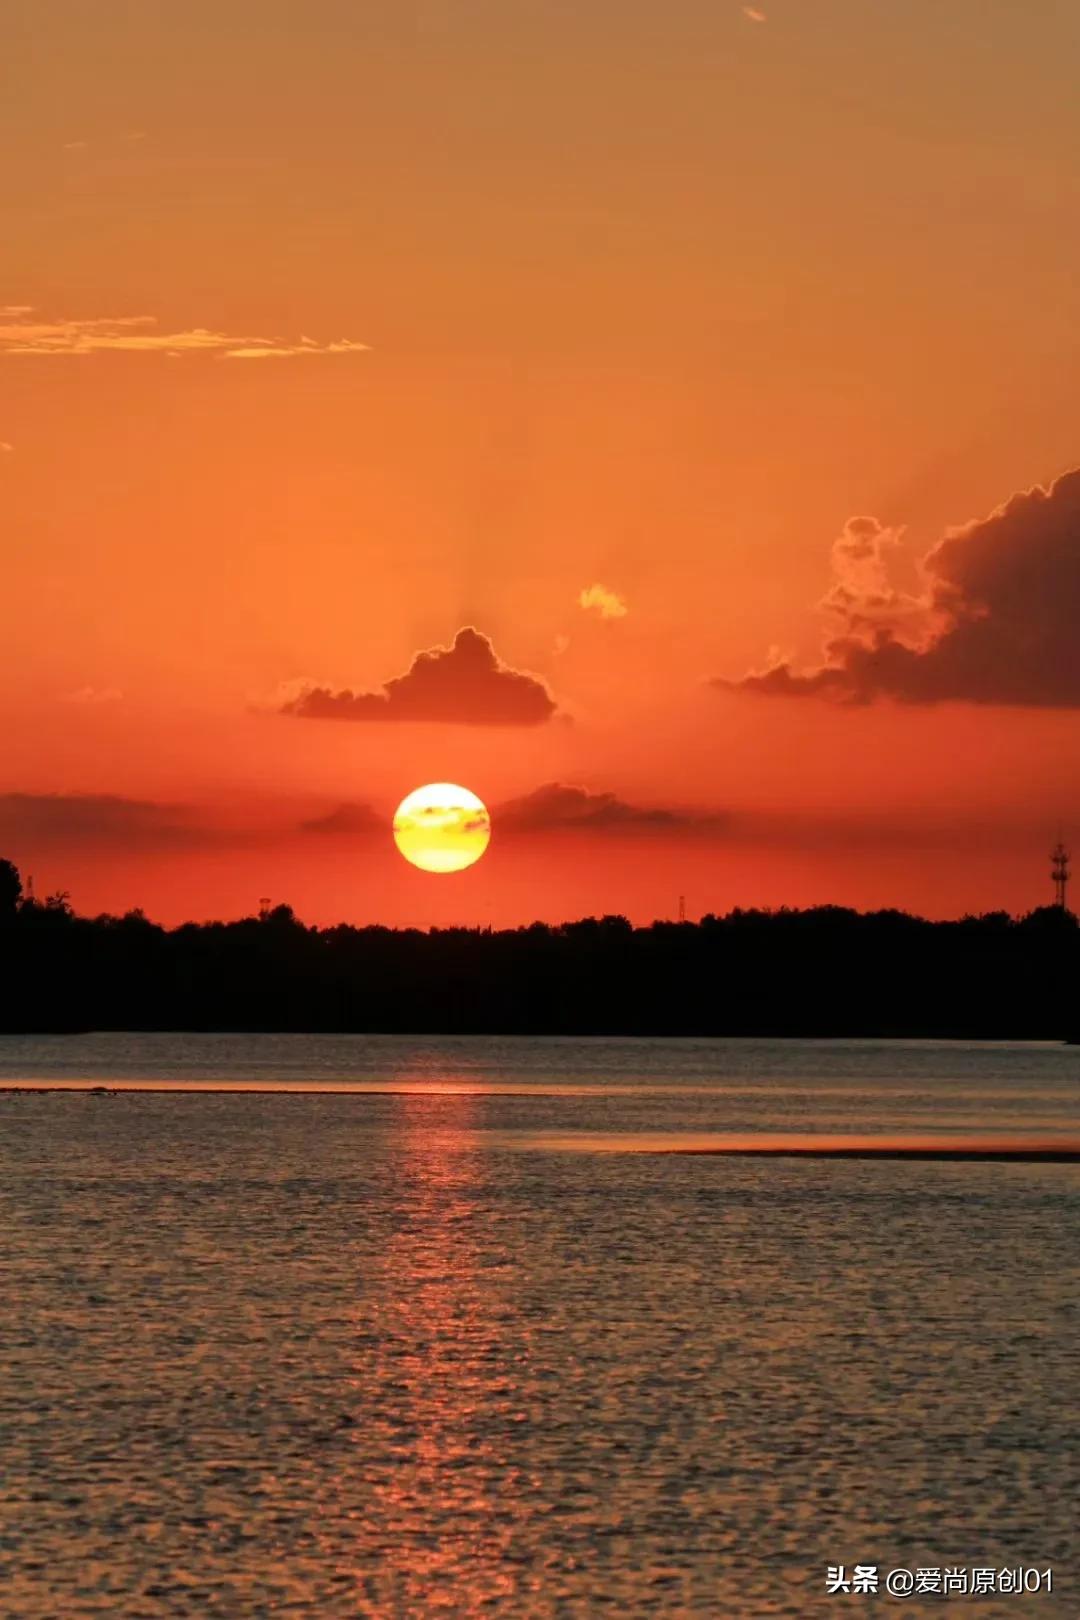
496 783 725 835
0 794 231 849
299 803 382 837
732 467 1080 707
0 307 368 360
283 627 558 727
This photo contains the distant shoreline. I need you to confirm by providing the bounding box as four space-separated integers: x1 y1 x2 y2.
1 1025 1079 1041
3 1086 1078 1162
3 895 1079 1040
645 1145 1080 1162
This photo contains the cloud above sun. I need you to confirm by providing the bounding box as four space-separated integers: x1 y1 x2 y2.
0 307 369 360
729 466 1080 707
578 583 628 619
282 627 558 727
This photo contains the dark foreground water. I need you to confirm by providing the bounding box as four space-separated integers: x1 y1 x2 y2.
1 1035 1078 1617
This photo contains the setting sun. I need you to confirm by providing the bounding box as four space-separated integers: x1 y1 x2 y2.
392 783 491 874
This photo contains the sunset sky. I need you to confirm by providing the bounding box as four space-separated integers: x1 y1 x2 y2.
4 0 1080 925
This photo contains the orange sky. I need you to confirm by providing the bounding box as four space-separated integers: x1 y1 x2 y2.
3 0 1080 925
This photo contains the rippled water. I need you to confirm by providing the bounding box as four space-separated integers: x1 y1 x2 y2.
2 1035 1078 1616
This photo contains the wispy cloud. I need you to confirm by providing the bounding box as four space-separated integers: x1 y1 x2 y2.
0 308 369 360
743 6 767 21
60 685 124 705
62 131 145 151
578 583 628 620
0 441 12 453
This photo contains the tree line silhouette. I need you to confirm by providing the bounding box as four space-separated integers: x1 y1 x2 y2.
1 857 1077 1037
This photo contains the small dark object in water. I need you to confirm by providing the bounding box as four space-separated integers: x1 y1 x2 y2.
89 1085 113 1097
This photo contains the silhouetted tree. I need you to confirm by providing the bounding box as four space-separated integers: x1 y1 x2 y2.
0 858 21 919
262 902 301 929
1021 904 1079 935
0 867 1076 1037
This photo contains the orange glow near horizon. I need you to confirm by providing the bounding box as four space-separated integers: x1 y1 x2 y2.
3 4 1080 924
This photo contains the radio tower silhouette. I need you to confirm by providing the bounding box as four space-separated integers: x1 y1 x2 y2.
1051 840 1070 909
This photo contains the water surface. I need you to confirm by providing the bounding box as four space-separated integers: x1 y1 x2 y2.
2 1035 1077 1616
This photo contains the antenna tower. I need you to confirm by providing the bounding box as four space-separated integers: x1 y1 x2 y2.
1051 842 1070 909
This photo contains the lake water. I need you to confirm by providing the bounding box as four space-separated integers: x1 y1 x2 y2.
2 1034 1078 1616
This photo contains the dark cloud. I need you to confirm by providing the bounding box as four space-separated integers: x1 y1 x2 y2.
499 789 1050 855
732 467 1080 706
0 792 1047 871
283 627 557 726
0 794 228 849
299 802 382 837
496 783 727 835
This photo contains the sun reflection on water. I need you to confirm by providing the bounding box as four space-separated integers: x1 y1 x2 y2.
340 1095 540 1612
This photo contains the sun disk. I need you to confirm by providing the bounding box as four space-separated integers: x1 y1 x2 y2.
392 783 491 874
